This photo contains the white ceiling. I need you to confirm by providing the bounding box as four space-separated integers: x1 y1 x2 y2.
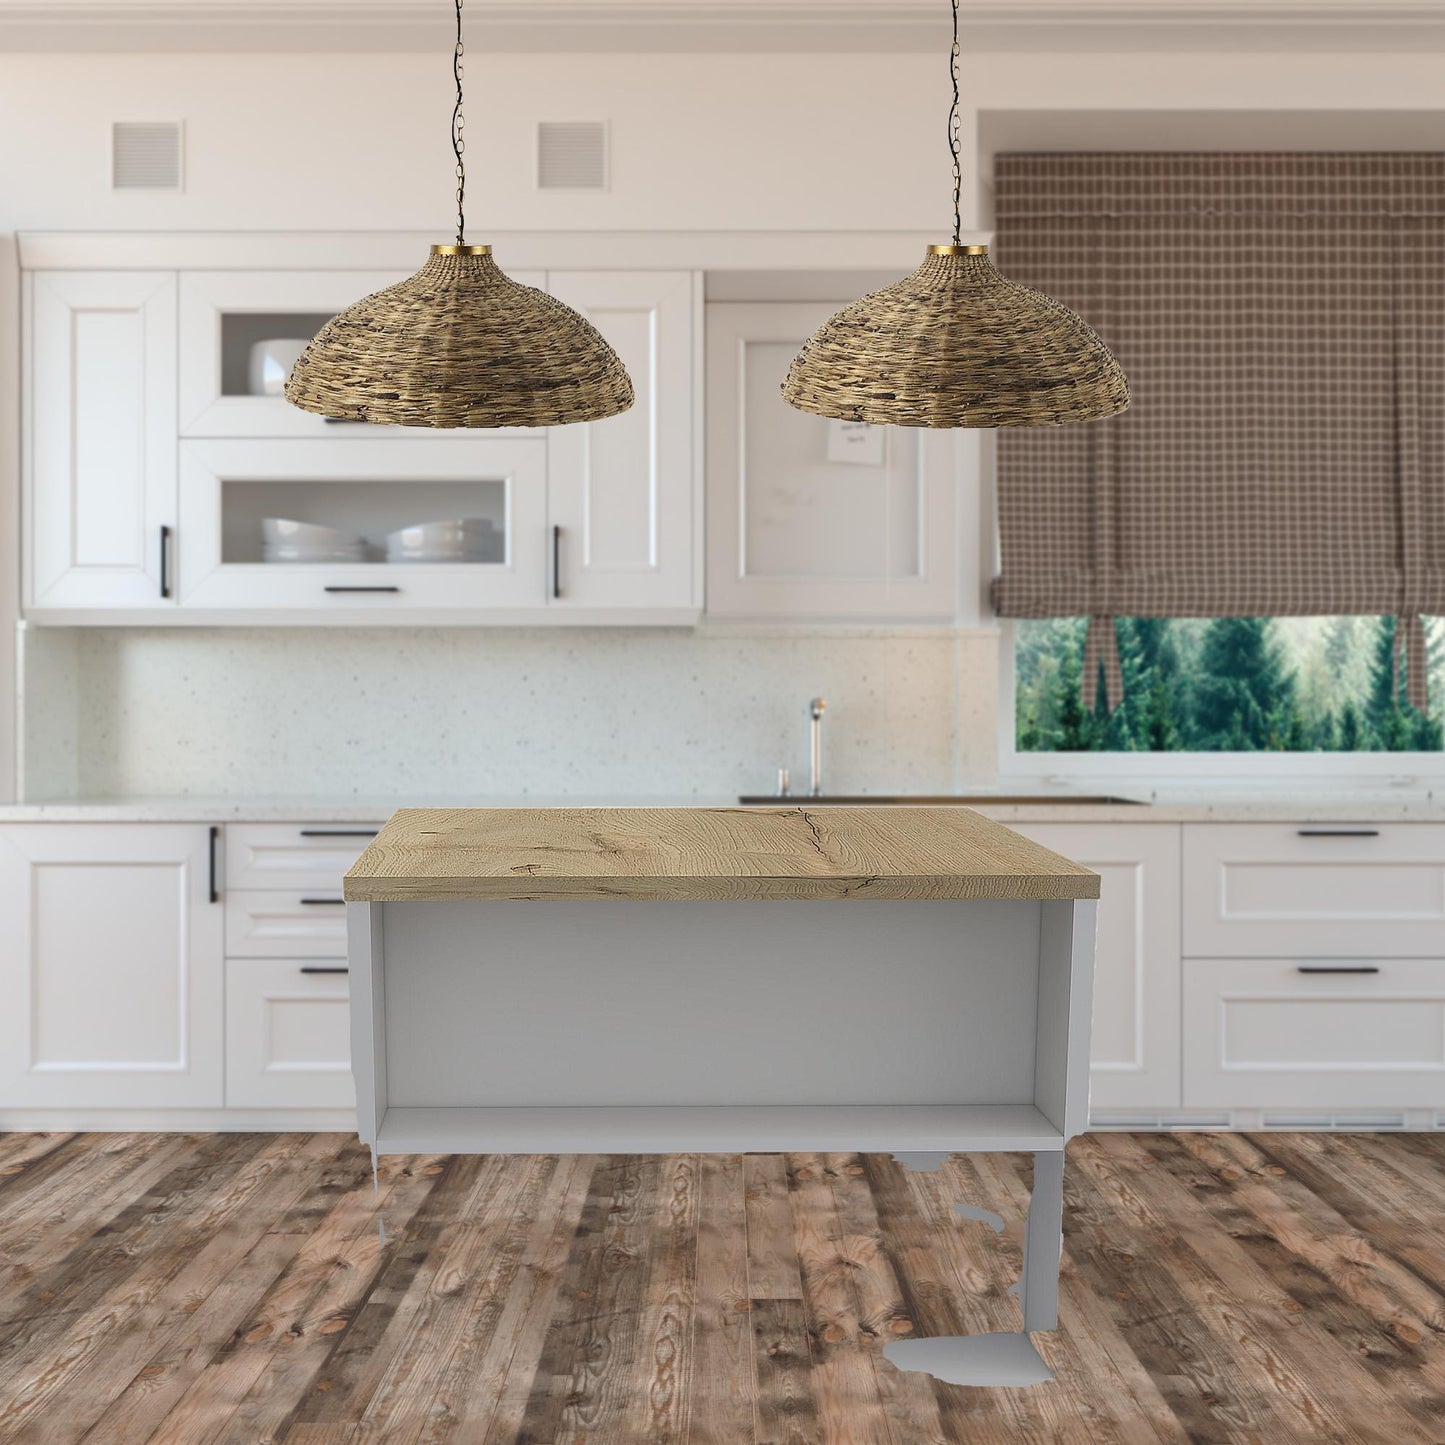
2 1 1445 53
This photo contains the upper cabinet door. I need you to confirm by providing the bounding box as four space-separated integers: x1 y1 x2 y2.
705 302 957 621
177 436 549 615
178 269 546 439
28 271 178 610
544 271 701 616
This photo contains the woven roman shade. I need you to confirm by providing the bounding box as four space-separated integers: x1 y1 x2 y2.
991 153 1445 711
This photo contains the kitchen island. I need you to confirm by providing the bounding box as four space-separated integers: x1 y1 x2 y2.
344 805 1098 1385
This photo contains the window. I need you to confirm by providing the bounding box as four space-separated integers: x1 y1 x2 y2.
1015 616 1445 754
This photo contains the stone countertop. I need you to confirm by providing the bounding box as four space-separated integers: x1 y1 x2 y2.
1 791 1444 825
0 795 735 824
975 797 1445 823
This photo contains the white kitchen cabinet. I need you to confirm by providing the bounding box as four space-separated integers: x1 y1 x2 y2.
26 271 178 611
177 437 549 614
178 268 546 438
225 822 382 891
1007 822 1182 1111
1182 958 1445 1110
1183 823 1445 958
225 959 354 1109
226 891 350 958
26 258 699 625
704 301 957 620
545 271 700 612
0 825 223 1109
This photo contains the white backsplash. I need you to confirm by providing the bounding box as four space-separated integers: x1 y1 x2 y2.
23 625 1000 800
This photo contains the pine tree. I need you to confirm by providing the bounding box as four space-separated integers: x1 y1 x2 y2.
1017 703 1040 753
1367 616 1401 737
1311 708 1339 752
1051 661 1102 751
1116 618 1185 752
1015 617 1089 752
1367 615 1440 752
1338 700 1363 751
1189 618 1294 751
1323 615 1363 684
1283 707 1310 751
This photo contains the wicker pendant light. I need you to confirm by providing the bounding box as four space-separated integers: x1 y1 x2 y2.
782 2 1128 429
286 0 633 428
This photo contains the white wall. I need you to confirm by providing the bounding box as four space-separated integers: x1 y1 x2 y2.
4 40 1443 799
3 48 1440 238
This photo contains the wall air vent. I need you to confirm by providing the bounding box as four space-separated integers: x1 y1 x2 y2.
536 122 608 192
112 121 183 190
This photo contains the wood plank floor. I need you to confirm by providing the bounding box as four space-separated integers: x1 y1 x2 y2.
0 1132 1441 1443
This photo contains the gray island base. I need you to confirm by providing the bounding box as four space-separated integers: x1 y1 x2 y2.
344 806 1099 1389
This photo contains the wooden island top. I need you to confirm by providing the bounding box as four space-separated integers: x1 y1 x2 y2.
344 805 1100 903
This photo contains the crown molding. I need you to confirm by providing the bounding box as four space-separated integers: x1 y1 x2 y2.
2 1 1444 53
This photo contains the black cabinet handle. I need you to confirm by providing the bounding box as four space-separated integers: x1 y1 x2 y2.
299 897 346 906
300 966 349 975
324 586 400 594
1297 965 1381 975
160 525 172 599
208 825 220 903
552 525 562 599
300 829 379 838
1297 828 1380 838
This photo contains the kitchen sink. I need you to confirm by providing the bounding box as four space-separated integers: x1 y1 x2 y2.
736 794 1148 806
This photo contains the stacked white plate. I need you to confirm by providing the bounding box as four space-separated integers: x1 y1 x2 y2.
386 519 502 565
262 518 368 564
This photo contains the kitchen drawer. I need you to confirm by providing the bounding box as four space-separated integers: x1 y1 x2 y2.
225 823 382 893
1183 823 1445 957
225 959 354 1109
226 891 347 957
1182 957 1445 1109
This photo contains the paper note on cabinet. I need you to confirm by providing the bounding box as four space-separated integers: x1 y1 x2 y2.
826 419 886 467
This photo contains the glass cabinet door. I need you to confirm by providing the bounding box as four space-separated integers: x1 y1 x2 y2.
177 437 549 614
178 270 545 439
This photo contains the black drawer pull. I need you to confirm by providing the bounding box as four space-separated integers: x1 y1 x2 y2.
1296 828 1380 838
1297 965 1381 975
325 586 400 594
208 825 220 904
160 524 173 599
300 966 349 975
299 829 380 838
299 897 346 906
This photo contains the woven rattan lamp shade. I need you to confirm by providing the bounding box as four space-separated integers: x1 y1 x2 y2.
782 245 1129 429
285 246 634 428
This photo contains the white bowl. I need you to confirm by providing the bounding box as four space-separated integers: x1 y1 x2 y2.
386 518 502 564
262 517 361 549
248 338 310 397
263 544 369 565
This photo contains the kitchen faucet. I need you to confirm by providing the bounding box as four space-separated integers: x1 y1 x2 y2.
809 697 827 797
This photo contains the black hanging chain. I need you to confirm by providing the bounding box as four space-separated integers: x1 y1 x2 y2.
452 0 466 246
949 0 962 246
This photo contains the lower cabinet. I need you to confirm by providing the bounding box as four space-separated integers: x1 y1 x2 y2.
5 815 1441 1127
1007 823 1182 1112
0 820 367 1121
0 824 224 1109
222 822 375 1114
1182 957 1445 1110
225 960 355 1109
